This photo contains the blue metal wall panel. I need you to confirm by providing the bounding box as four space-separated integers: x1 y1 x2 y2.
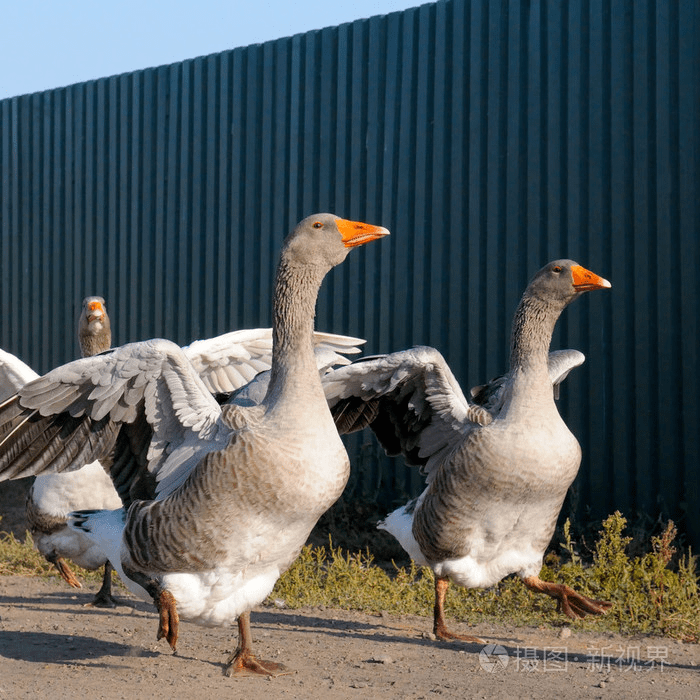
0 0 698 544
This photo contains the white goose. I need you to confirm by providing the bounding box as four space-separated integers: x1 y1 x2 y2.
0 213 388 675
1 297 123 606
325 260 612 641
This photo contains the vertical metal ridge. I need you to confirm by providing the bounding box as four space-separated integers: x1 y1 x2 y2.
678 0 700 546
642 0 659 512
608 0 635 514
466 0 485 383
0 100 10 347
655 0 683 517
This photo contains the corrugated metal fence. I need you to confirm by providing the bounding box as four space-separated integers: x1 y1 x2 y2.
1 0 699 545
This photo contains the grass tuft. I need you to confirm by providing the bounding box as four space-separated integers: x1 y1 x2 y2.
0 530 55 578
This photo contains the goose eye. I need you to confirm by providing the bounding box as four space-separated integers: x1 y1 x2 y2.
312 221 323 229
552 266 562 273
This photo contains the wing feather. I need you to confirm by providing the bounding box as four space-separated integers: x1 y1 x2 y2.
325 346 489 477
0 329 367 504
0 339 230 503
0 348 39 401
470 349 586 410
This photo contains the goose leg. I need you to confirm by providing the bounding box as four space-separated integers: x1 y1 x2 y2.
522 575 612 619
123 566 179 651
85 561 119 608
224 611 290 677
155 589 180 651
48 553 82 589
432 576 484 643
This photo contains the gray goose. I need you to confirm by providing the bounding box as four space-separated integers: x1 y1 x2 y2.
325 260 612 641
1 297 123 607
0 214 388 676
2 306 362 608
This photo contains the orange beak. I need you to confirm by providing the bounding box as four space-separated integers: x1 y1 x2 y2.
571 265 612 291
335 218 390 248
87 301 105 322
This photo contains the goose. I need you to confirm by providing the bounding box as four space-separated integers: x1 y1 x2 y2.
0 213 389 675
1 297 123 607
324 259 612 641
2 308 363 608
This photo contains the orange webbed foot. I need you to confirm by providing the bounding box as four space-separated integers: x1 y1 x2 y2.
224 648 291 677
522 576 612 619
432 575 485 644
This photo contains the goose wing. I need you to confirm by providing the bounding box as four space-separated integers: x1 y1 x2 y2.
0 330 364 503
0 348 39 401
547 349 586 399
324 346 492 479
183 329 276 395
0 338 232 502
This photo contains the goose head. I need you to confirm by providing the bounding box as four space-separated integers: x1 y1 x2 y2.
510 260 611 369
78 296 111 357
524 259 611 308
281 213 390 271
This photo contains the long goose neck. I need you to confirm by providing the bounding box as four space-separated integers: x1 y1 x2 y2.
79 327 111 358
265 257 326 402
508 293 566 400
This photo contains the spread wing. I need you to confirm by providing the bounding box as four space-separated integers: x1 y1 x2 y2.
182 329 276 394
324 346 492 479
184 328 365 394
0 339 232 503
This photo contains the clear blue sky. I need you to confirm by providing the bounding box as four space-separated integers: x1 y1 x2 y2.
0 0 431 100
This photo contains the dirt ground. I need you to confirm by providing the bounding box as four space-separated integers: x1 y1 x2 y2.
1 480 699 699
0 575 698 700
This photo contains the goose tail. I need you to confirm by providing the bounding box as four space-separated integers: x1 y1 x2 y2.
377 498 429 567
